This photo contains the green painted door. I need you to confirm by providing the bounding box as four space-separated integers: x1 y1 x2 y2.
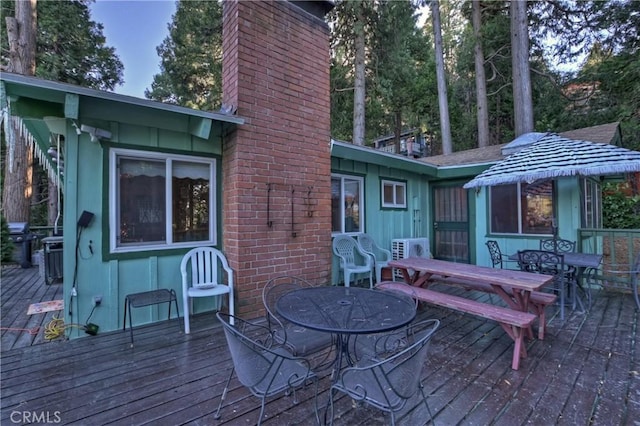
431 184 470 263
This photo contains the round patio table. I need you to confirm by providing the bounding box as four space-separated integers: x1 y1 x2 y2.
276 286 416 371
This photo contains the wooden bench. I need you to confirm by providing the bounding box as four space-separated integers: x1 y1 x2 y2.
377 281 536 370
426 275 557 340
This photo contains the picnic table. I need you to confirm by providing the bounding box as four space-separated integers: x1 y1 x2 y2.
383 257 553 370
388 257 552 312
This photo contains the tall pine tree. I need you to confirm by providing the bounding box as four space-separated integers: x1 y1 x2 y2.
145 0 223 111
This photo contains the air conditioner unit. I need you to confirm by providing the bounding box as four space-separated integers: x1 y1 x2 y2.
392 238 430 260
391 238 431 280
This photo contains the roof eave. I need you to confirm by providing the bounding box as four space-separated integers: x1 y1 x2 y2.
1 72 245 126
331 140 438 177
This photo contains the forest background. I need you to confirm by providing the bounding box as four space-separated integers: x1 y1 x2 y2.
1 0 639 258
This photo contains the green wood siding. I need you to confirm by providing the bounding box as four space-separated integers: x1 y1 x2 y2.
330 157 431 284
64 99 226 337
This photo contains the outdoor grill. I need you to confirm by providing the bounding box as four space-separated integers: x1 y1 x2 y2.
7 222 39 268
41 236 63 284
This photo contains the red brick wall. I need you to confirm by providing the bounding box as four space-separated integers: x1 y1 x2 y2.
222 0 332 319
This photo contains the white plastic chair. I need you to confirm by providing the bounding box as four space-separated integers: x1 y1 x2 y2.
332 234 373 288
181 247 234 333
357 233 392 283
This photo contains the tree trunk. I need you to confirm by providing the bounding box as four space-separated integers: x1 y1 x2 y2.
431 0 453 155
473 1 490 148
48 179 60 229
2 118 33 221
394 110 402 155
352 4 366 146
510 0 534 137
2 0 37 222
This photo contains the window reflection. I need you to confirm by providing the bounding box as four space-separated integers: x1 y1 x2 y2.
331 175 364 233
119 158 167 244
172 161 210 243
114 151 215 250
490 181 554 234
521 181 553 234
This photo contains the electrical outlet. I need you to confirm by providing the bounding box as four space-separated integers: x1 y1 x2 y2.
93 295 103 306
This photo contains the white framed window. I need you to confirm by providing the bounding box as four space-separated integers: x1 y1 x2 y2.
331 174 364 234
381 179 406 208
109 148 216 253
489 181 554 235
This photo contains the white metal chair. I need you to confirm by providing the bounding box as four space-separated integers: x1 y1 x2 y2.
180 247 234 333
357 233 392 283
332 234 373 288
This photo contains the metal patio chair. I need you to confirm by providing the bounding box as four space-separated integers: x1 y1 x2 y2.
328 318 440 426
262 275 334 365
332 234 374 288
601 251 640 311
540 238 576 254
181 247 234 333
357 233 392 284
214 312 319 425
486 240 517 269
517 249 579 319
539 238 582 303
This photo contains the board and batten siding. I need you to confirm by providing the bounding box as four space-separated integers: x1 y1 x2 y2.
330 157 431 284
66 101 225 337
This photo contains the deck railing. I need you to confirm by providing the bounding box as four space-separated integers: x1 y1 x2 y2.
578 228 640 292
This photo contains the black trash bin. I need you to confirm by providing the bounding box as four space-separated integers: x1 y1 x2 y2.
8 222 37 268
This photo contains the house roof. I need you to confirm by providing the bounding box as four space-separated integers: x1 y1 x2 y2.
420 144 505 167
560 121 622 145
420 122 622 168
1 73 244 187
463 132 640 188
331 139 438 177
0 73 244 126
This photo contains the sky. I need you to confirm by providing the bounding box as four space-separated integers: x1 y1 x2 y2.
89 1 579 99
90 0 176 98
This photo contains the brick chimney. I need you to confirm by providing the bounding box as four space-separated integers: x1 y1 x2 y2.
221 0 333 318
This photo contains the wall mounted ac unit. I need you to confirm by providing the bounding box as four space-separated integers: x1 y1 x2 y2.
392 238 430 260
391 238 431 280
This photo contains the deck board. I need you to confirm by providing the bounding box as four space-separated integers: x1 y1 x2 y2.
1 265 639 425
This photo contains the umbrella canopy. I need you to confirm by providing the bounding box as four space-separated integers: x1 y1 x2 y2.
463 133 640 189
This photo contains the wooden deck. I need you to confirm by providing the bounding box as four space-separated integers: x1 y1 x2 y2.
1 265 639 425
